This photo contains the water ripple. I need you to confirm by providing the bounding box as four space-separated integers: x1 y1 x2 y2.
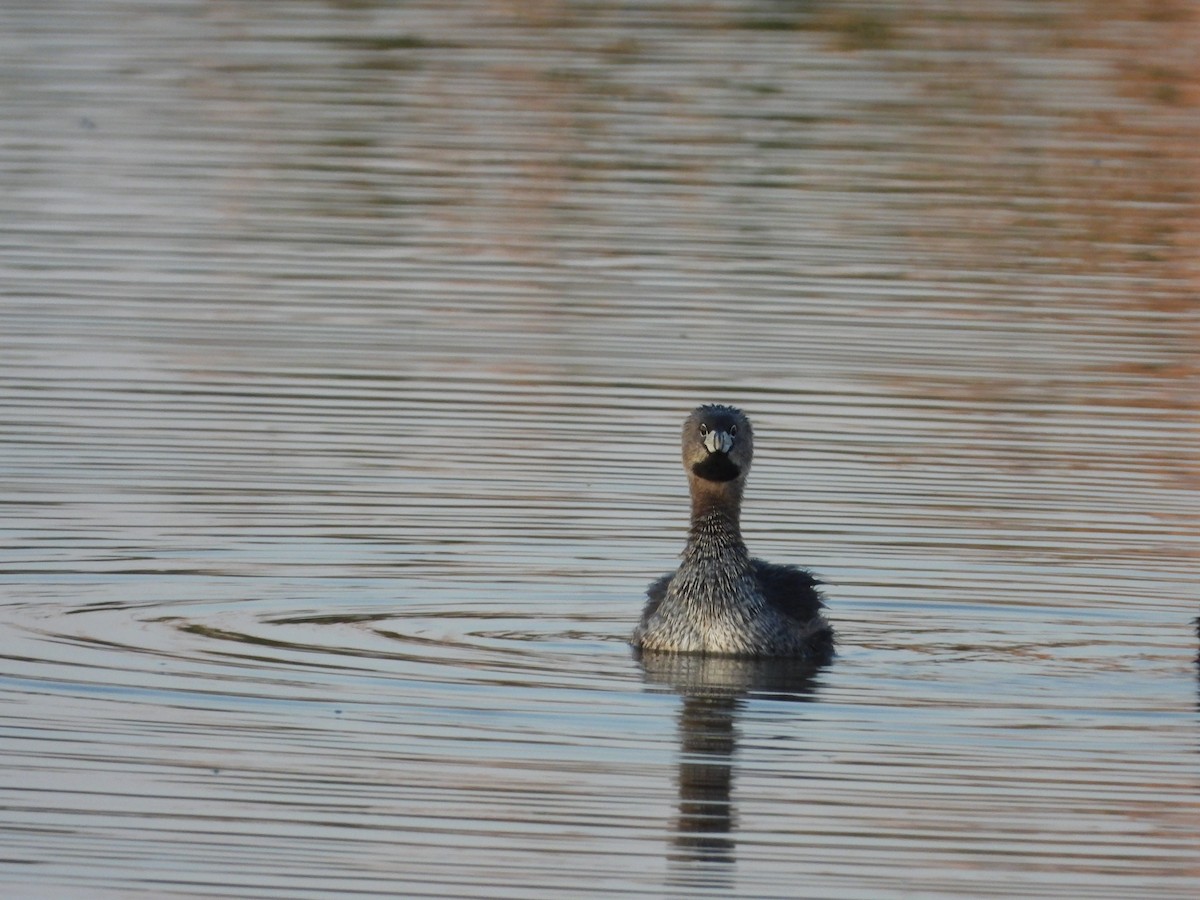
2 0 1198 897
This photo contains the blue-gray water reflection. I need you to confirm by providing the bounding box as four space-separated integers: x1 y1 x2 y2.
641 654 827 889
1 0 1198 897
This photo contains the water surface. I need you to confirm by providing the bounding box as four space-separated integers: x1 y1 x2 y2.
2 1 1198 897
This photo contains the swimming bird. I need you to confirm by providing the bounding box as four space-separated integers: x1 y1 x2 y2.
633 404 833 658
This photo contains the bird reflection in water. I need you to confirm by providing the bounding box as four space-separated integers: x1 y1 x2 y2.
637 650 830 889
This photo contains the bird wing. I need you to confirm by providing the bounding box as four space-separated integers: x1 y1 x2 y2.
751 559 825 623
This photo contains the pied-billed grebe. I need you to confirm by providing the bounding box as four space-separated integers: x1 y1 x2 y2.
633 404 833 658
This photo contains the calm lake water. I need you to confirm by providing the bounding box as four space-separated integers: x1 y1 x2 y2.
2 1 1198 897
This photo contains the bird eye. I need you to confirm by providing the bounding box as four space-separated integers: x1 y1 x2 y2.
699 423 708 436
730 425 737 436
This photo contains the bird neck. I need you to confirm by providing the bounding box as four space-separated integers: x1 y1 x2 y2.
687 478 745 546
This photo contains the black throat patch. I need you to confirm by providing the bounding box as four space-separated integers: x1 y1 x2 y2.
691 453 741 483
